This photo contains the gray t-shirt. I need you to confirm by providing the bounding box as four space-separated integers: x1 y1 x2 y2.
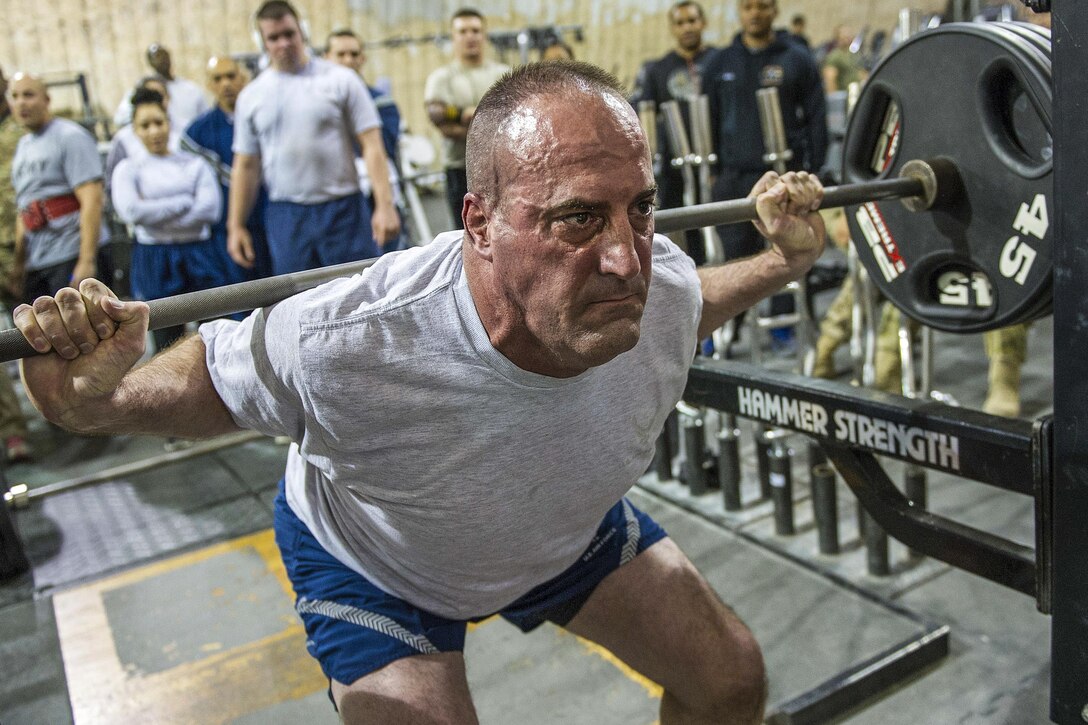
233 57 381 204
201 231 701 618
11 118 102 271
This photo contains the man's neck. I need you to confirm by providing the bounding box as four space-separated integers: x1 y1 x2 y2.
675 44 703 61
458 54 484 68
27 114 52 133
218 101 235 115
742 32 774 50
272 55 309 73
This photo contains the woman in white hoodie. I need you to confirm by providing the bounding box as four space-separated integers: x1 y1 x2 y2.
111 87 224 352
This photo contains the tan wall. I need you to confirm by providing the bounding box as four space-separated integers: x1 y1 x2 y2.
0 0 946 149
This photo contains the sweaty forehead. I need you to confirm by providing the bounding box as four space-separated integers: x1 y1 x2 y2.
499 90 643 164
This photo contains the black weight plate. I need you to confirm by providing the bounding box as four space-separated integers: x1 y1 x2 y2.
842 23 1054 333
983 22 1055 325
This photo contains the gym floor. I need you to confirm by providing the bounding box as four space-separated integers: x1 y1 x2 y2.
0 250 1053 724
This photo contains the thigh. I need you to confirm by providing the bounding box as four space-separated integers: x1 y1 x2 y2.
264 201 313 275
563 536 764 710
181 240 234 292
332 651 478 725
272 485 476 722
317 194 378 268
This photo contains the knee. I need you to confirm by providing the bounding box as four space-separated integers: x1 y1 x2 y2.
672 623 767 724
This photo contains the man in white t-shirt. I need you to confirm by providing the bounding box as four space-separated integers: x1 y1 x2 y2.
227 0 400 275
424 8 509 229
16 61 826 725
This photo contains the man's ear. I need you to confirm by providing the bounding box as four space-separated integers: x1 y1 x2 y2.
462 192 493 261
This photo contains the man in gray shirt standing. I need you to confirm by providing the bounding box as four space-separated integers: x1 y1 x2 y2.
228 0 400 275
16 62 826 724
8 73 103 302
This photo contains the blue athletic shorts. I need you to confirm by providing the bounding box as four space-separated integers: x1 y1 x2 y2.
272 482 667 687
129 239 236 302
264 192 379 276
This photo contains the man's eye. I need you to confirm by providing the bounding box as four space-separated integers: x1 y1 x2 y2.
636 201 655 216
566 212 592 225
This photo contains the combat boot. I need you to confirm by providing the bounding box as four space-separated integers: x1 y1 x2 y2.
982 325 1028 418
983 358 1022 417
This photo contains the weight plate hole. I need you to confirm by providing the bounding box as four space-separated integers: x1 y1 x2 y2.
977 60 1052 178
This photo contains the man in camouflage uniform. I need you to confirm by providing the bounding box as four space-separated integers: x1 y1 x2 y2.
0 67 32 461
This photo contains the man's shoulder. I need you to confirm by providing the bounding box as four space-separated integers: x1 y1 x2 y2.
313 57 357 83
705 42 744 71
44 119 97 153
644 52 677 81
651 235 699 287
295 234 464 329
185 106 226 136
426 63 457 82
368 86 398 109
776 39 820 69
50 117 94 140
238 70 277 102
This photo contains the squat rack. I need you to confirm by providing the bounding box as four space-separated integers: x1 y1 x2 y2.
1046 1 1085 722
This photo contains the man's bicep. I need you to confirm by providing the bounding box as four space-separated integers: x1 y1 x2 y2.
73 179 104 206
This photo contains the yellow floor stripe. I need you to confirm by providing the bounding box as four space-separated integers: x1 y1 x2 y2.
560 628 665 699
54 529 326 724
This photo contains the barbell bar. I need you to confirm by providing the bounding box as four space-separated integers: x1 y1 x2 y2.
0 164 936 364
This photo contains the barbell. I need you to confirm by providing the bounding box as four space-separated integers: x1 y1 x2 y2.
0 166 940 363
0 22 1054 361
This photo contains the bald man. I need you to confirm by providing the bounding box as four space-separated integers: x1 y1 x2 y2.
9 73 104 302
181 57 271 281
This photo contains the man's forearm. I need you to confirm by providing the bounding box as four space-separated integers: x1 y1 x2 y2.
66 335 241 438
228 155 261 230
696 250 803 339
425 101 470 140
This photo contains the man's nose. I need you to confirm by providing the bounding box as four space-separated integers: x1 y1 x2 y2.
599 220 643 280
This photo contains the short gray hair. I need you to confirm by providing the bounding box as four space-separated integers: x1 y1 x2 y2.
465 60 628 205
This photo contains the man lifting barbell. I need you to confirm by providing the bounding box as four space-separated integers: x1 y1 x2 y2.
12 61 825 724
